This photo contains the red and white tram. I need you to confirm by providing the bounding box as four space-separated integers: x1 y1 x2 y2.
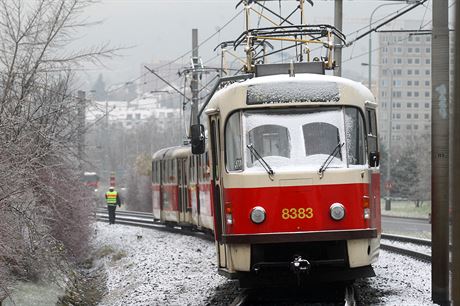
190 64 381 286
152 146 214 231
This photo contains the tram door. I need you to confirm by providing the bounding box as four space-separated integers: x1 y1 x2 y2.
210 117 227 268
178 158 189 224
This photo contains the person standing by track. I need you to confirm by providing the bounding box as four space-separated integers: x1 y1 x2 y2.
105 186 121 224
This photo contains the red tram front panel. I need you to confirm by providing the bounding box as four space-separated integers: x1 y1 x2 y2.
223 182 371 235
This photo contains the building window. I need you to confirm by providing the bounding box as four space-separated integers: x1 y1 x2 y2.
415 69 420 75
425 80 430 86
426 36 431 42
414 102 419 108
407 91 412 97
414 114 419 119
414 92 419 97
127 114 133 120
425 125 430 130
408 47 413 53
425 91 430 97
407 80 412 86
415 58 420 64
415 36 420 42
396 124 401 130
426 59 431 64
414 125 419 130
425 114 430 119
407 125 412 130
396 113 401 119
425 70 430 75
397 102 401 108
408 58 413 64
135 113 141 120
407 113 412 119
407 102 412 108
426 47 431 53
425 103 430 108
414 81 420 86
415 47 420 53
408 69 413 75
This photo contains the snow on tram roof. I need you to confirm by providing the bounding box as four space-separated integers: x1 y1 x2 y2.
207 73 375 111
152 145 191 160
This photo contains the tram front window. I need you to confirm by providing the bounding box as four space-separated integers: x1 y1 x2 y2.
239 107 365 172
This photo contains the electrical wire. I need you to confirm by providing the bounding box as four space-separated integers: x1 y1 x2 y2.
105 8 243 94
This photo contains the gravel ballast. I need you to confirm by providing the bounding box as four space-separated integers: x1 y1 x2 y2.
93 222 434 305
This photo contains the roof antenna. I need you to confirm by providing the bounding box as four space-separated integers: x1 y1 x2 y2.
289 60 295 77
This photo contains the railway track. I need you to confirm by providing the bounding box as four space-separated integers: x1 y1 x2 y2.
95 209 213 241
96 209 433 305
96 209 434 263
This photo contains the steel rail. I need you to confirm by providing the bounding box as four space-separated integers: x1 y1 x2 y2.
98 210 435 264
95 209 213 241
380 243 431 263
381 233 431 247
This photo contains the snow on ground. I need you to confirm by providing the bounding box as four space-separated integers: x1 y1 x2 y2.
355 250 435 305
93 222 435 305
93 222 238 306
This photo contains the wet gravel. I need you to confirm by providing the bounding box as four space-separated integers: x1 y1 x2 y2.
93 222 434 305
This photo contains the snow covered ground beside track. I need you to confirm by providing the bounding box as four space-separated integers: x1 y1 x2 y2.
93 222 239 306
93 222 434 306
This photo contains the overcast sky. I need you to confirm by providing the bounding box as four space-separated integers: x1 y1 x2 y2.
75 0 452 90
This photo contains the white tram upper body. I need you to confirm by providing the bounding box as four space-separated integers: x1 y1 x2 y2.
197 71 381 286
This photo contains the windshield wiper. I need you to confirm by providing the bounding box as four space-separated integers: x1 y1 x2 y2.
247 144 275 178
318 142 345 177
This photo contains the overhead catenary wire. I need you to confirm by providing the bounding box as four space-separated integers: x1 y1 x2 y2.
106 8 244 95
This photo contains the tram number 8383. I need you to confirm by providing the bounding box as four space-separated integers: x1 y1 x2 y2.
281 208 314 220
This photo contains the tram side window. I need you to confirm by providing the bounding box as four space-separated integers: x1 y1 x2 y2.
189 156 195 184
152 161 155 183
204 152 210 181
303 122 341 159
225 112 243 171
157 161 161 183
366 108 378 153
161 161 166 184
344 108 365 165
171 160 177 183
247 125 290 165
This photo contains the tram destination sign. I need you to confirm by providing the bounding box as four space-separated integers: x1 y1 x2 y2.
246 81 340 105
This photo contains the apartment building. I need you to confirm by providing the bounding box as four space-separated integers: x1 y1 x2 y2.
377 29 454 150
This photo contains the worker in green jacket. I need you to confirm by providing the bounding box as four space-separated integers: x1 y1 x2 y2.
105 186 121 224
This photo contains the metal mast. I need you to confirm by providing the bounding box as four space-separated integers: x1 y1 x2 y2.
190 28 200 126
431 0 450 304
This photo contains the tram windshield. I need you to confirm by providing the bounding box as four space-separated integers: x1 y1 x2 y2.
225 107 365 172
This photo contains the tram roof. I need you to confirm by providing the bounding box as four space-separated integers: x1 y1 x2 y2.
206 73 375 114
152 145 191 161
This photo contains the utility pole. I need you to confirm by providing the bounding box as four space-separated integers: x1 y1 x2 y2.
452 1 460 304
77 90 86 172
190 28 200 126
431 0 450 305
333 0 343 77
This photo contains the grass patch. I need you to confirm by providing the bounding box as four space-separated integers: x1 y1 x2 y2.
95 245 115 258
380 199 431 219
111 251 127 262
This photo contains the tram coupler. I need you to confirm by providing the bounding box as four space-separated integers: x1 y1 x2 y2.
290 256 311 274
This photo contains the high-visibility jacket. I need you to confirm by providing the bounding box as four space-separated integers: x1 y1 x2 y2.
105 191 118 205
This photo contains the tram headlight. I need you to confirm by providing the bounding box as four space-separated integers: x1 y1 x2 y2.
250 206 266 224
330 203 345 221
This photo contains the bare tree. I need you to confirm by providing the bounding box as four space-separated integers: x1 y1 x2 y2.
0 0 117 300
